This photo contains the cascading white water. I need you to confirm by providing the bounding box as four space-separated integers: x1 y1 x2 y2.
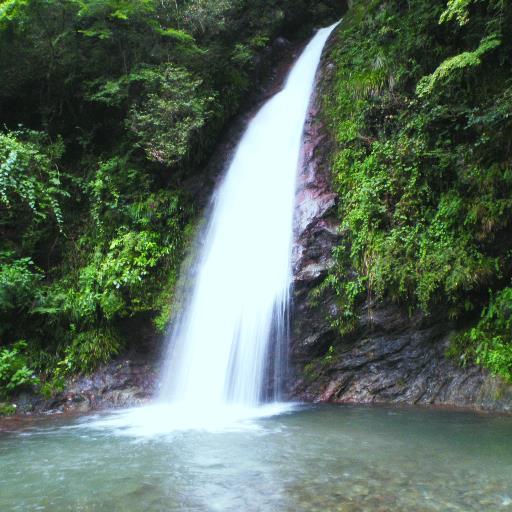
159 23 338 411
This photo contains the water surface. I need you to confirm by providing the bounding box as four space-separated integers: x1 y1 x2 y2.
1 405 511 511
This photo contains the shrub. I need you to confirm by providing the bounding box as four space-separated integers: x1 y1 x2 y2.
0 129 67 230
127 65 214 166
63 328 122 375
0 254 43 337
0 340 39 395
450 287 512 380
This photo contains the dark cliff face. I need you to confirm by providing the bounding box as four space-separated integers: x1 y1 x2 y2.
288 40 512 413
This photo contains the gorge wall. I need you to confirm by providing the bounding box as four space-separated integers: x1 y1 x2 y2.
9 24 512 417
288 33 512 413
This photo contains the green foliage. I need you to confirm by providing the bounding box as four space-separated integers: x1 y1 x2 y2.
127 65 214 166
0 129 66 231
157 27 195 43
0 0 29 28
63 327 122 374
439 0 474 25
59 229 173 323
416 35 501 97
181 0 232 35
38 184 189 347
0 340 39 395
0 403 16 415
75 0 155 21
323 0 512 379
0 254 43 337
0 255 42 313
449 287 512 379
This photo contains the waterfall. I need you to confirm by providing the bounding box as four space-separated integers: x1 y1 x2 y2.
159 23 338 411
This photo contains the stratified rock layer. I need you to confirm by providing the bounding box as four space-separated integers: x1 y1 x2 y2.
288 39 512 413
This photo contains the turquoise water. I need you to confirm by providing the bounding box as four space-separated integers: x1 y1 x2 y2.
0 405 511 511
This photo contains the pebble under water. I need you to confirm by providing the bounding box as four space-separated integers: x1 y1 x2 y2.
0 404 511 511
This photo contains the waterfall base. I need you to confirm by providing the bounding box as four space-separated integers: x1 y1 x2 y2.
80 402 296 436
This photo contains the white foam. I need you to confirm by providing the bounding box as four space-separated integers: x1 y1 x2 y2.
76 402 297 438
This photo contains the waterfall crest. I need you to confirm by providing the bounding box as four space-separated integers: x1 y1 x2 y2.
159 23 338 409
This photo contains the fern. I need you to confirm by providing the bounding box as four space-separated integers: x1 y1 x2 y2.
439 0 474 25
416 35 501 97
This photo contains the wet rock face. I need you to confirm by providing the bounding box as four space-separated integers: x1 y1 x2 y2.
290 81 342 367
288 48 512 413
290 298 512 412
16 358 158 415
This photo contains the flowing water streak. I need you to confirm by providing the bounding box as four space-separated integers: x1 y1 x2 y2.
159 23 338 409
